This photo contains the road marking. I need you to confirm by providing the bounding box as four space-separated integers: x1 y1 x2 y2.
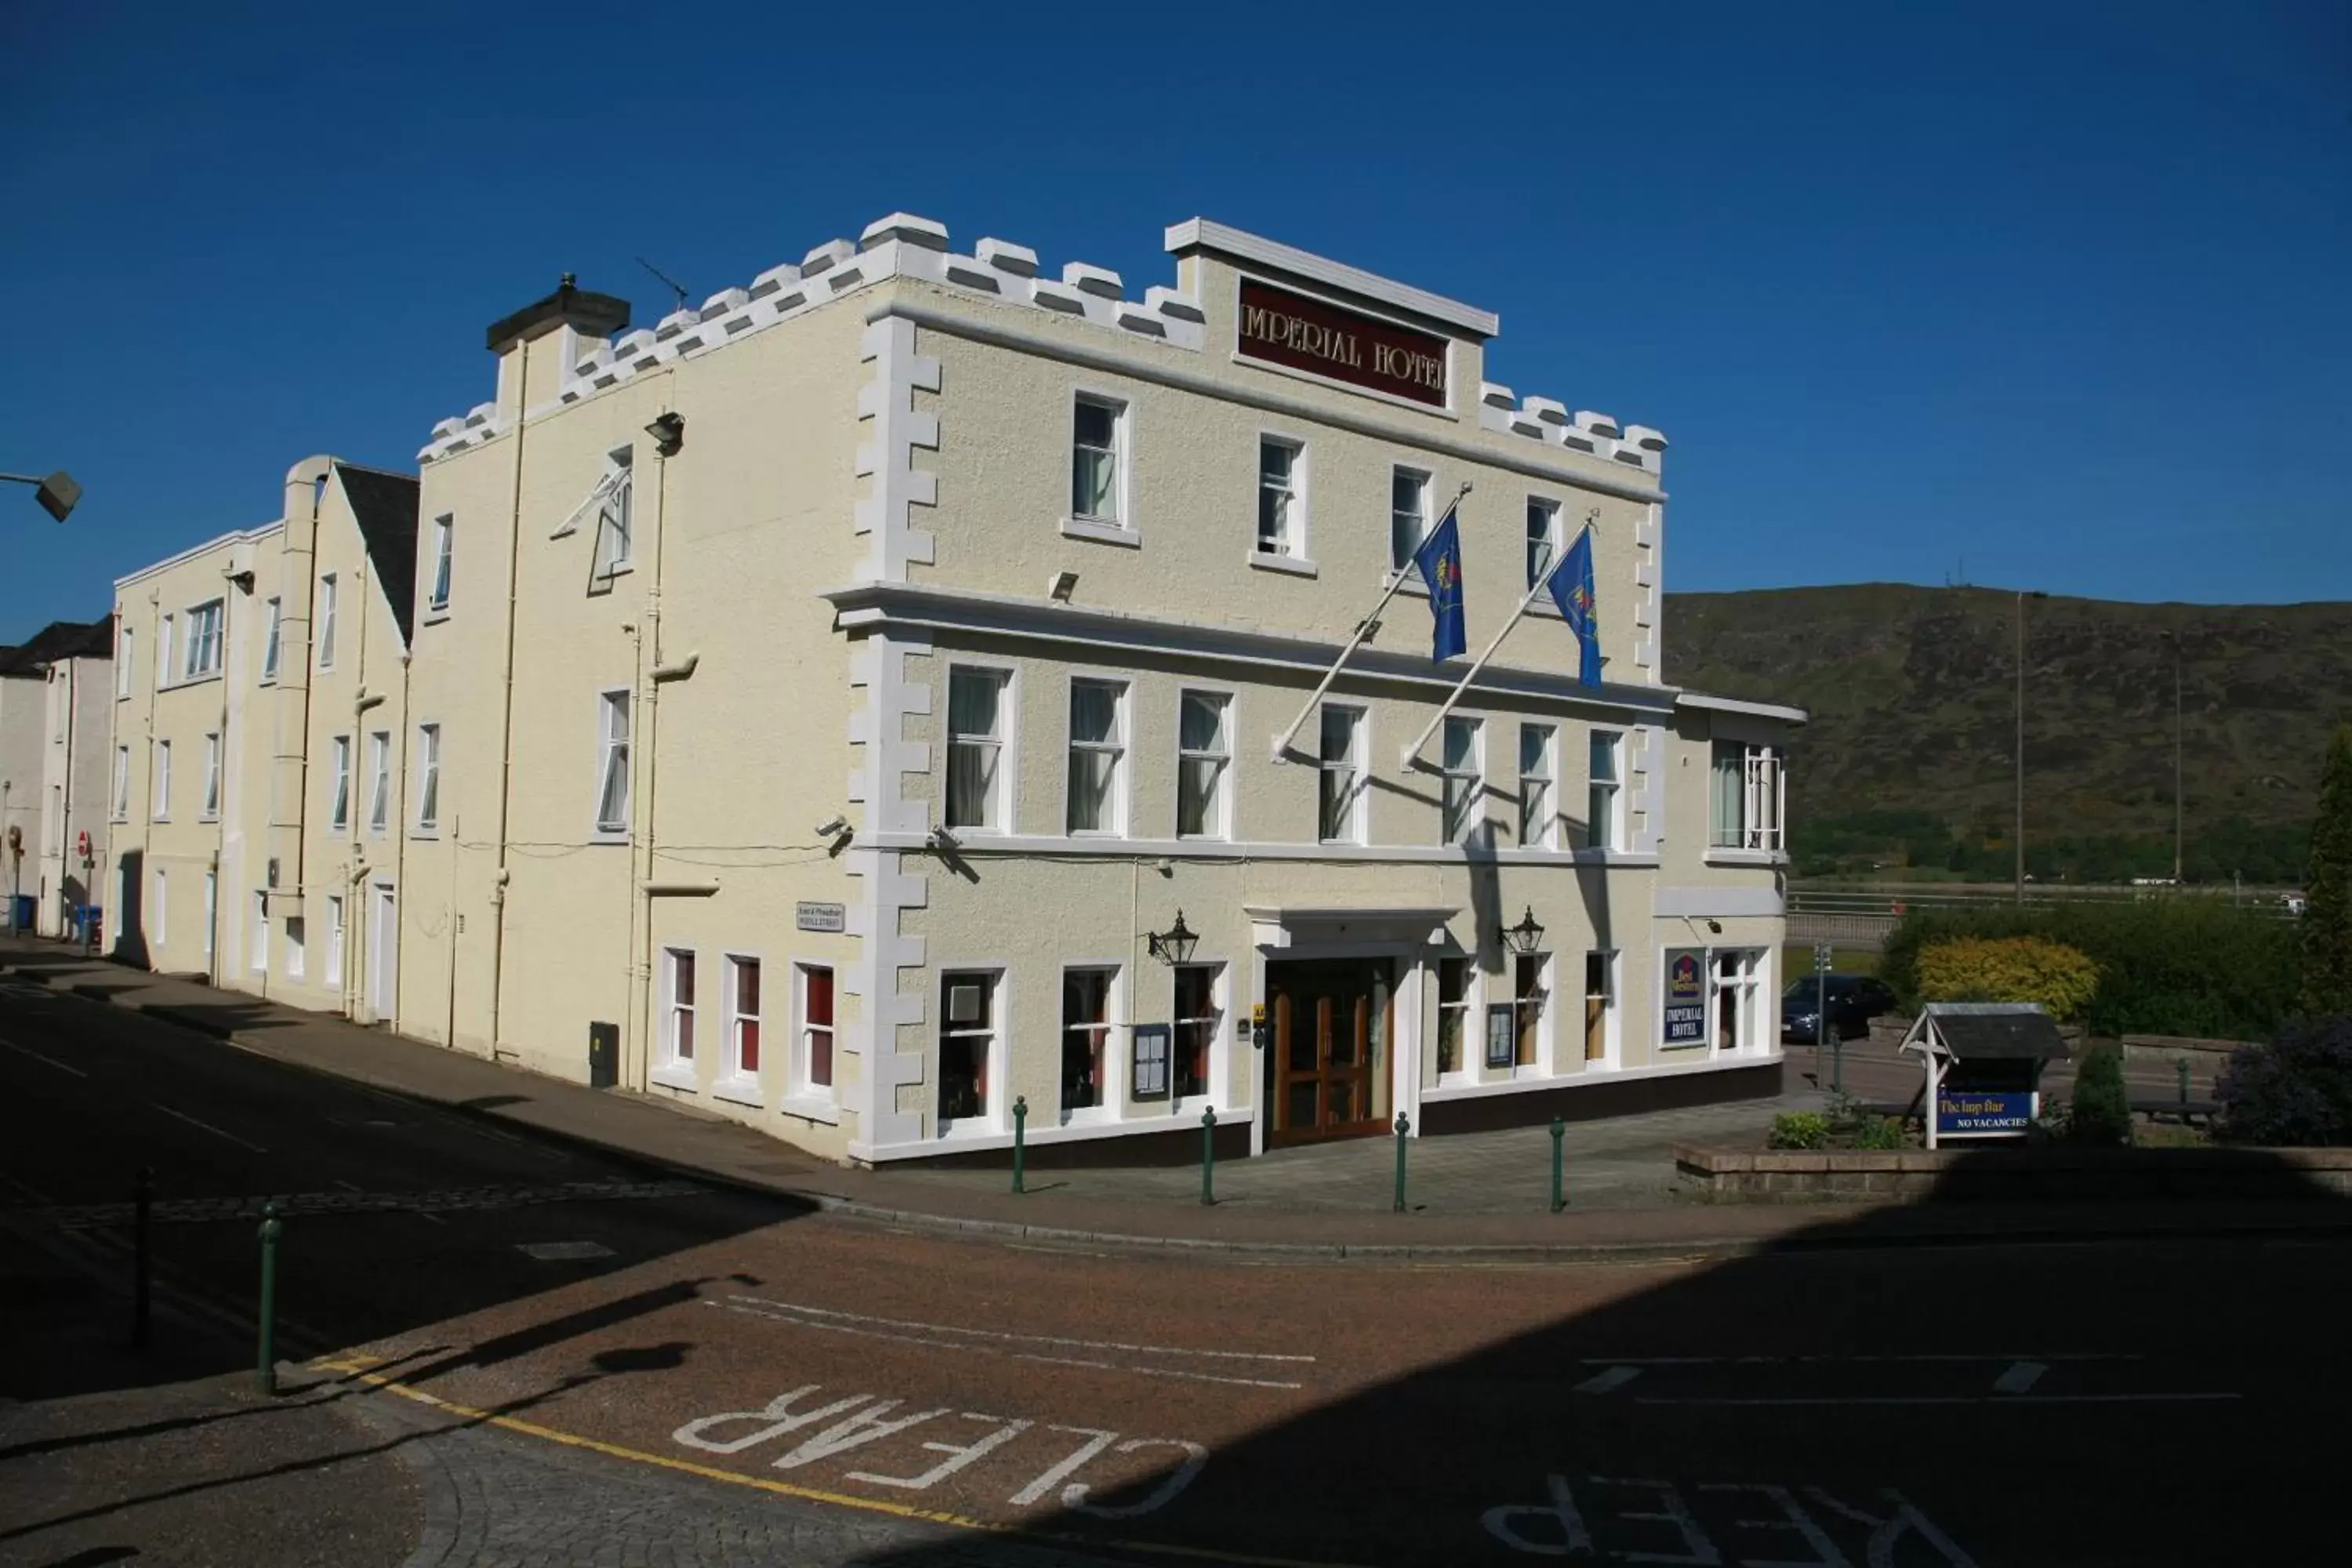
517 1240 615 1261
1580 1352 2140 1365
313 1359 1362 1568
719 1294 1314 1363
0 1036 89 1077
1573 1366 1643 1395
1993 1359 2046 1394
1635 1392 2241 1406
716 1301 1306 1390
150 1103 269 1152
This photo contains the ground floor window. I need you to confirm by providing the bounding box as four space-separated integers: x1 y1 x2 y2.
797 964 834 1093
1715 948 1766 1054
1435 956 1472 1075
939 971 996 1128
1061 967 1116 1117
1584 951 1613 1062
1513 954 1546 1069
251 894 268 973
1173 963 1220 1101
325 895 345 985
666 949 696 1065
285 916 306 980
729 956 761 1078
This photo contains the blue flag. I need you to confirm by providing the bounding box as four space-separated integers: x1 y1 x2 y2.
1545 526 1601 687
1410 506 1468 661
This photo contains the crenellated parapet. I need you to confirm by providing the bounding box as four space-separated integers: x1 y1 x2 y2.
417 212 1207 464
1475 382 1668 478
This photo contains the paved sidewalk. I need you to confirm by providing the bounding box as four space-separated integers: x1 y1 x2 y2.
2 935 2333 1260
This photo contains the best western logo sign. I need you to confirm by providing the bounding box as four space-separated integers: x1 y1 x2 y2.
1237 279 1450 408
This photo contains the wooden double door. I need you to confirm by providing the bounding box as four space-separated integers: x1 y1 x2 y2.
1266 957 1395 1147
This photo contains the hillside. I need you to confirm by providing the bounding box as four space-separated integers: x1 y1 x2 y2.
1664 585 2352 883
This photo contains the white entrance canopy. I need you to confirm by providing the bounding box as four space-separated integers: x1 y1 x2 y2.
1243 906 1457 949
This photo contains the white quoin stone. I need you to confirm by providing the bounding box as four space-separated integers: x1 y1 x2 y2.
859 212 950 252
975 238 1039 277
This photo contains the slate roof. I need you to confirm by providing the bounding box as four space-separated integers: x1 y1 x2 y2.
0 619 112 676
1923 1004 2071 1062
336 463 420 644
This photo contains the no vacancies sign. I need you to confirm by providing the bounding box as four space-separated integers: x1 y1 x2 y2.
1236 278 1450 408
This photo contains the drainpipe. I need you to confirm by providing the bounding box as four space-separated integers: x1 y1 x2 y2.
352 686 385 1017
140 590 157 964
633 410 680 1092
485 343 532 1061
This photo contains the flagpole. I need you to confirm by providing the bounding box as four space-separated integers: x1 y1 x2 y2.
1269 482 1472 763
1397 551 1554 771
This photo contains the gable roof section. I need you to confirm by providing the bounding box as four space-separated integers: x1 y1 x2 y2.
0 619 113 675
336 463 420 643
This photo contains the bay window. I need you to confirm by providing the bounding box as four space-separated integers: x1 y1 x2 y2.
1711 740 1786 853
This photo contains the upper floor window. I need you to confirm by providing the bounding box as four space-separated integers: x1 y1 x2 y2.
154 615 173 688
593 448 633 579
328 735 351 832
316 575 339 670
117 625 133 697
1258 437 1303 557
111 746 129 820
1070 395 1125 525
260 597 282 683
1065 678 1127 836
202 731 223 822
595 691 631 834
414 722 441 832
1519 723 1555 849
1318 703 1367 844
1177 690 1232 840
428 514 453 611
946 667 1011 832
1588 731 1624 852
1711 740 1785 853
367 731 390 833
1390 466 1429 572
152 739 171 819
183 600 224 680
1526 497 1560 588
1440 717 1483 844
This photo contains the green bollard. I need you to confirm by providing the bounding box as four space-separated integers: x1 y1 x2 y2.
1392 1112 1410 1213
1011 1096 1027 1195
1549 1118 1566 1213
1200 1106 1217 1207
2176 1058 2190 1109
1831 1027 1844 1098
256 1202 282 1396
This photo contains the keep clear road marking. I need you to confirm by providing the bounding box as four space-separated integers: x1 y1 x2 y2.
149 1102 270 1154
713 1294 1316 1391
0 1035 89 1077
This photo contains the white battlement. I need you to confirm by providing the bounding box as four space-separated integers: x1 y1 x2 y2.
419 215 1214 463
1475 381 1667 477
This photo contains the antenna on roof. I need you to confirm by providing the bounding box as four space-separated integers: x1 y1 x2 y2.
637 257 691 317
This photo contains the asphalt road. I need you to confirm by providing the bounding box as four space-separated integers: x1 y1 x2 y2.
4 976 2340 1566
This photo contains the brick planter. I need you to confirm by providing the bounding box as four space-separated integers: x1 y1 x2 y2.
1673 1143 2352 1203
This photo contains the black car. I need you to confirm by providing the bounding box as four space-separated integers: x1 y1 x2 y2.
1781 974 1897 1044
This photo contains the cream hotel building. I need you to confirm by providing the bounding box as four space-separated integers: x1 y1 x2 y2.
106 214 1801 1166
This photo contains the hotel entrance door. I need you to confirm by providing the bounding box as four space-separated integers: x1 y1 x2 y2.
1265 957 1394 1147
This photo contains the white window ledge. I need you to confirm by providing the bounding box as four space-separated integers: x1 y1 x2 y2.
1247 550 1318 579
420 608 451 626
1704 848 1786 867
1383 569 1430 598
409 827 441 841
779 1093 840 1126
650 1061 699 1093
1060 517 1141 548
711 1075 764 1109
590 828 630 846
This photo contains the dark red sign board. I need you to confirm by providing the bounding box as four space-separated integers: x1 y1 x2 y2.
1236 278 1450 408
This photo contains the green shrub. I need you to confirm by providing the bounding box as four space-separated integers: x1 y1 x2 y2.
1882 900 2300 1041
2216 1014 2352 1146
1848 1115 1906 1150
1916 935 2099 1020
2070 1043 2133 1145
1768 1112 1831 1150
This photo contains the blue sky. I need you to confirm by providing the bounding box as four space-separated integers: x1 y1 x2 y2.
2 2 2347 642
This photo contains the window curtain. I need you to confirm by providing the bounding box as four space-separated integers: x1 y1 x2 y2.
1711 742 1744 846
948 672 1001 829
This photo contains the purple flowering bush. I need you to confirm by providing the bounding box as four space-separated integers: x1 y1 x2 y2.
2216 1015 2352 1146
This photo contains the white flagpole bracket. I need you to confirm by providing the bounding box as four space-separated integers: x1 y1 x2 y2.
1269 482 1472 764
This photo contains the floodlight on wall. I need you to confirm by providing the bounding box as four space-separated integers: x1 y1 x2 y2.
928 824 960 852
223 568 256 592
2 469 80 522
1504 906 1547 956
644 412 685 457
1047 570 1079 603
814 815 849 840
1146 909 1199 966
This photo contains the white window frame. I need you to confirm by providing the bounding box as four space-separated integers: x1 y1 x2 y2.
1252 434 1312 569
944 663 1016 834
1057 963 1124 1126
655 946 699 1090
367 731 390 834
1583 949 1621 1070
1440 716 1483 845
592 448 634 579
111 745 129 821
714 951 764 1107
1519 723 1556 850
316 573 338 671
328 734 350 833
1175 687 1234 841
182 599 224 680
260 597 281 683
1066 391 1131 539
155 614 172 688
1063 675 1128 838
201 731 221 822
1711 947 1768 1057
117 623 133 698
1509 950 1553 1079
593 689 631 839
325 894 345 986
412 722 441 835
937 967 1007 1135
201 869 216 969
1171 960 1227 1109
1588 730 1624 853
1710 739 1786 855
1317 702 1368 845
427 514 453 612
251 892 269 974
1526 496 1561 590
789 961 839 1112
1389 465 1430 574
151 739 171 820
285 916 306 980
1432 953 1478 1084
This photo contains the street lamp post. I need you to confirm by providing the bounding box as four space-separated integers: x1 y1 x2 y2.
2014 590 2047 904
0 470 81 523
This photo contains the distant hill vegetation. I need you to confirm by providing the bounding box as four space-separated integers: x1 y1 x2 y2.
1664 585 2352 884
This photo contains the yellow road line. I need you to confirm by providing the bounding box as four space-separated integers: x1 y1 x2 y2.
313 1357 1377 1568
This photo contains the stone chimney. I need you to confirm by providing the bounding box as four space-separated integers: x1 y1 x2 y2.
485 274 630 416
